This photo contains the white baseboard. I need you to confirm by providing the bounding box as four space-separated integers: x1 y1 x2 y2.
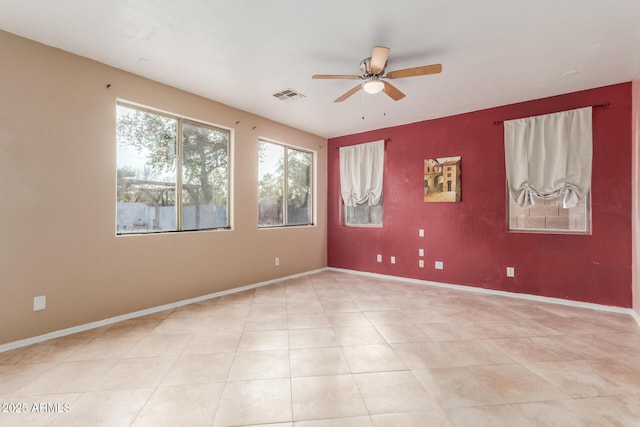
329 267 639 321
3 266 638 354
0 268 328 354
631 309 640 328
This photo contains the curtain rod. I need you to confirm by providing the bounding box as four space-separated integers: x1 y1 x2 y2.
335 138 391 149
492 103 609 126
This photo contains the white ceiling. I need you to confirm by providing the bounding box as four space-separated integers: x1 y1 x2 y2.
1 0 639 138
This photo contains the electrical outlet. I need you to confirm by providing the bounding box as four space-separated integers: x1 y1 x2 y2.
419 260 424 268
435 261 444 270
390 256 396 264
33 295 46 311
275 257 280 266
506 267 515 277
376 254 382 263
418 229 425 237
418 248 424 257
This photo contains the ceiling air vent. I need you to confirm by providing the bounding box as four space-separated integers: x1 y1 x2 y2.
273 89 306 102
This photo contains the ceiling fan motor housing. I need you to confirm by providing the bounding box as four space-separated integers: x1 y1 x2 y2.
360 57 385 77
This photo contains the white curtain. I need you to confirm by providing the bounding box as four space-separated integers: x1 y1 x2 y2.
339 140 384 207
504 107 592 208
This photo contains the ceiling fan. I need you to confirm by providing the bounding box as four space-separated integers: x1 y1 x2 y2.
312 46 442 102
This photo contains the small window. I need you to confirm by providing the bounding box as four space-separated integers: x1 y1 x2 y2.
116 103 230 234
345 198 383 227
508 192 590 233
258 139 314 227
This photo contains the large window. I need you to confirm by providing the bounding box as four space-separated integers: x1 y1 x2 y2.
116 103 230 234
258 139 313 227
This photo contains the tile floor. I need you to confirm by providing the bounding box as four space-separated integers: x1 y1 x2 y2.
1 271 639 426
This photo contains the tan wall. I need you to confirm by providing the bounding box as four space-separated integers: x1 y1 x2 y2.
0 30 327 345
633 79 640 317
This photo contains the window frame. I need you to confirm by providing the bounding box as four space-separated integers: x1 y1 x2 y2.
257 138 316 229
116 100 233 235
343 197 383 228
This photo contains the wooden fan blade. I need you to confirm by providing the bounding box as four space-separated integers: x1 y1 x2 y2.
370 46 390 73
312 74 361 80
385 64 442 79
335 85 362 102
383 81 405 101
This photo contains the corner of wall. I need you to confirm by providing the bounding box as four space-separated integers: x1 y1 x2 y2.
632 78 640 319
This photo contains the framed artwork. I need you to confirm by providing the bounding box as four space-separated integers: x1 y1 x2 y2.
424 156 461 202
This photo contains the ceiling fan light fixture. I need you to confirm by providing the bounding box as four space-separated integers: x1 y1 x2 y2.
363 79 385 94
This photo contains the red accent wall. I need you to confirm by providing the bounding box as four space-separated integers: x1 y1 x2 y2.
328 83 632 307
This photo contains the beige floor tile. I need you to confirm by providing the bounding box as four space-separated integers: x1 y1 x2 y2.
370 410 454 427
64 336 141 361
291 375 368 421
574 357 640 394
208 303 251 319
365 310 413 326
334 326 386 346
513 401 587 427
374 323 429 344
342 344 407 373
161 352 234 385
444 339 514 366
125 333 191 358
0 362 54 400
413 368 505 408
237 330 289 351
487 337 568 364
416 322 481 341
353 371 438 415
227 350 290 381
186 328 241 353
288 314 331 329
91 357 175 391
287 302 325 314
14 359 118 396
327 312 372 327
320 300 362 313
524 359 631 397
199 314 246 333
152 316 206 335
294 416 373 426
49 388 153 427
131 383 224 427
352 298 394 311
213 379 291 426
469 364 569 403
289 328 339 349
445 404 537 427
562 395 640 425
248 304 288 319
245 318 289 331
290 347 350 377
390 342 463 369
